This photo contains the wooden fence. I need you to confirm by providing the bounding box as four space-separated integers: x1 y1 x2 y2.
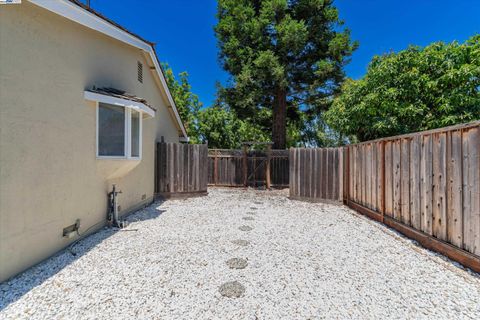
289 148 343 202
155 143 208 197
208 149 289 188
290 121 480 273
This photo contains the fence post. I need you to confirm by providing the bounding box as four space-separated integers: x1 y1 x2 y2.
344 146 350 205
381 140 386 222
214 149 218 186
266 145 272 189
243 145 248 187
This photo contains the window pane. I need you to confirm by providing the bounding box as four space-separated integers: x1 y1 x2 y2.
131 110 140 157
98 103 125 156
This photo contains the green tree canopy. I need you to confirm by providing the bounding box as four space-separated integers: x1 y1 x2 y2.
326 35 480 142
215 0 357 148
197 105 269 149
162 63 202 143
162 63 268 147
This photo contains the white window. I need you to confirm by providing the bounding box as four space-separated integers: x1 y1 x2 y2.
97 102 142 159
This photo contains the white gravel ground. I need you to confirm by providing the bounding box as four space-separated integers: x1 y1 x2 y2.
1 188 480 319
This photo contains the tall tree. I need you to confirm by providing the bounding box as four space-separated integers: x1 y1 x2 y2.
326 35 480 142
215 0 357 148
162 63 202 143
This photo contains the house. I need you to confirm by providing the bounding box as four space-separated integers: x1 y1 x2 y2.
0 0 188 282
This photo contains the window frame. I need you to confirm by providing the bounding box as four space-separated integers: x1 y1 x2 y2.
96 102 142 160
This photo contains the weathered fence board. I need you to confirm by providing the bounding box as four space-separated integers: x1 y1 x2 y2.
289 148 343 202
385 142 393 216
462 126 480 255
432 133 447 240
421 135 433 235
155 143 208 197
448 130 463 247
410 136 421 230
401 138 410 225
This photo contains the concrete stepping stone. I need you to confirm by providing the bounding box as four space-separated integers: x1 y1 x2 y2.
239 225 253 232
226 258 248 269
242 216 254 221
231 239 250 246
219 281 245 298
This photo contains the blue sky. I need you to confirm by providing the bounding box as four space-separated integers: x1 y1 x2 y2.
87 0 480 107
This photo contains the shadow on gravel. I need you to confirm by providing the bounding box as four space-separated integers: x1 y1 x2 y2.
0 200 166 311
126 207 166 223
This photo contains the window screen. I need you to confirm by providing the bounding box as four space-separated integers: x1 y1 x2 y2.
98 103 125 156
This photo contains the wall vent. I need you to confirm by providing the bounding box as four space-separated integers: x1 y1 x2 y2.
137 61 143 83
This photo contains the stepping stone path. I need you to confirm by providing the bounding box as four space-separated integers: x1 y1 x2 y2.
226 258 248 269
231 239 249 246
219 281 245 298
220 203 259 299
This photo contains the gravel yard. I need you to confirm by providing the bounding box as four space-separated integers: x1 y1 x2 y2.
1 188 480 319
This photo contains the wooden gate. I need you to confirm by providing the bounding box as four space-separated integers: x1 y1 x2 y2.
208 148 289 188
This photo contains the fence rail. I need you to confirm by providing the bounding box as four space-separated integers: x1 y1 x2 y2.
155 143 208 197
290 121 480 273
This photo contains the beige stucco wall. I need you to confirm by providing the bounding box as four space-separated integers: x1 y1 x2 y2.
0 2 180 282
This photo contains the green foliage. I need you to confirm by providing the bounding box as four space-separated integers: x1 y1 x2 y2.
215 0 357 148
297 113 350 147
197 105 269 149
162 63 202 143
162 63 269 148
326 35 480 142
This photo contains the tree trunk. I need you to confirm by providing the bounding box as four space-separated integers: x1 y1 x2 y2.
272 87 287 149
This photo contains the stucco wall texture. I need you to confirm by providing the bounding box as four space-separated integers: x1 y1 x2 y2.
0 2 180 282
